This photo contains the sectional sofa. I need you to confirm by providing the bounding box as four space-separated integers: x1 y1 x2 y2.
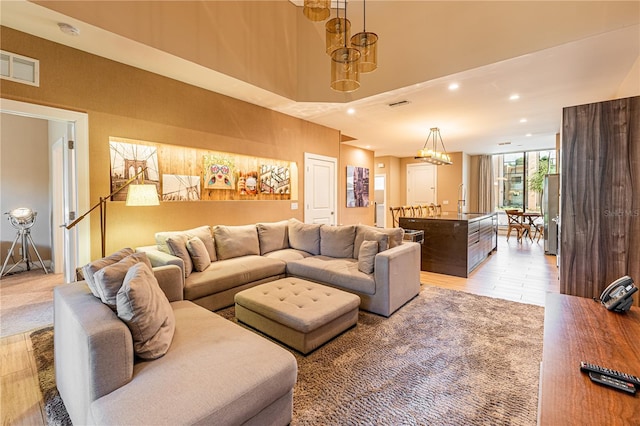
137 219 421 317
54 262 297 425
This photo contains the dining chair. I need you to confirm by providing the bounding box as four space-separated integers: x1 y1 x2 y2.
505 209 531 242
401 205 415 218
389 206 403 227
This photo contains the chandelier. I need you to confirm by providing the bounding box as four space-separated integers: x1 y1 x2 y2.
304 0 378 92
415 127 453 165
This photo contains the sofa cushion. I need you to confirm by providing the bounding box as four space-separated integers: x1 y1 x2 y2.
184 256 286 301
358 240 379 274
214 225 260 260
93 252 153 309
320 225 356 258
81 248 134 299
288 219 321 255
353 226 389 258
90 301 297 426
156 226 215 262
263 248 312 262
166 235 193 278
116 263 175 360
257 220 290 255
286 256 376 295
186 237 211 272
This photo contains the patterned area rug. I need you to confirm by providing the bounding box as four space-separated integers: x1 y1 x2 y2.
32 286 544 425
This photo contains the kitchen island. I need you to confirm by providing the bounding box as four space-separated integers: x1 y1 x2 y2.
399 212 498 277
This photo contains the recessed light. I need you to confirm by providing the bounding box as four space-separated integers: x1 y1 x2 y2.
526 133 532 137
347 108 355 115
509 94 520 101
58 23 80 36
365 145 371 149
520 118 527 123
448 83 459 91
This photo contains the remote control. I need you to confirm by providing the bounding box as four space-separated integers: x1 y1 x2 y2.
580 361 640 389
588 372 637 395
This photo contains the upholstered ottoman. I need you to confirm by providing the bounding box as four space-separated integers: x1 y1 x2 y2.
234 277 360 354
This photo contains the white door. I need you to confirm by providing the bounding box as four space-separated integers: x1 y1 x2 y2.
407 163 437 205
304 153 337 225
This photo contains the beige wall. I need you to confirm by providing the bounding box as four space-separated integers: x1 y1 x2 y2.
0 113 51 261
0 26 350 258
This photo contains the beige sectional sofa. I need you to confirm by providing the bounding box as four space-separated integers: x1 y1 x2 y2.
54 263 297 425
137 219 421 317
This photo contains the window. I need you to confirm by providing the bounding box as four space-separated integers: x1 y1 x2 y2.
0 50 39 87
493 150 556 212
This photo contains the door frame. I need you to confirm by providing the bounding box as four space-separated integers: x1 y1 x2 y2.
1 98 90 282
304 152 338 225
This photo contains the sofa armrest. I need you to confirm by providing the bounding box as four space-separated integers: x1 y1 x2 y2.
373 242 421 316
153 265 184 302
54 282 134 425
137 246 184 274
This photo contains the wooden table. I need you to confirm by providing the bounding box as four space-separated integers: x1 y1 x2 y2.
538 293 640 425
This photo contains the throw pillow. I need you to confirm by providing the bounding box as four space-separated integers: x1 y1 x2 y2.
166 235 193 278
155 226 216 262
81 247 134 299
257 220 289 255
213 225 260 260
358 240 379 274
353 226 389 258
93 252 152 309
116 262 175 360
320 225 356 258
186 236 211 272
287 219 322 255
361 225 404 248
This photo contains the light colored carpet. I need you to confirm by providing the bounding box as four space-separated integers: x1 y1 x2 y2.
33 285 544 425
1 270 63 338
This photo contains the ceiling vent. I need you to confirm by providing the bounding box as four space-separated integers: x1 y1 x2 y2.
498 141 512 146
388 100 411 108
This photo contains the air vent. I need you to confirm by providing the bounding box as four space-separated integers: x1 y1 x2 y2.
388 100 411 108
498 141 512 146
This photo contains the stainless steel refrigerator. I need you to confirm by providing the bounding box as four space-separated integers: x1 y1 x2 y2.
543 174 559 255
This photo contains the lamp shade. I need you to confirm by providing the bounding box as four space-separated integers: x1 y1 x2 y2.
351 31 378 73
330 46 360 92
303 0 330 21
325 17 350 55
126 184 159 206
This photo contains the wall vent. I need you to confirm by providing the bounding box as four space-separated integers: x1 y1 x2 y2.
1 50 40 87
388 100 411 108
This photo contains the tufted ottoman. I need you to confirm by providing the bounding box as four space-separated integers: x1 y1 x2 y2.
234 277 360 354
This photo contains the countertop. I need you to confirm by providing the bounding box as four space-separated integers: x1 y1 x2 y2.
400 211 496 222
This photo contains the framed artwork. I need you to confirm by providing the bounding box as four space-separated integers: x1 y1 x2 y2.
260 164 290 194
346 165 370 208
162 174 201 201
109 139 160 201
203 154 235 190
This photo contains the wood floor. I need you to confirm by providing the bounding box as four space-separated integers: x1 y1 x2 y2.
0 235 559 425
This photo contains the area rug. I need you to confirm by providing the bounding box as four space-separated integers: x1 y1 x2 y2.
32 286 544 425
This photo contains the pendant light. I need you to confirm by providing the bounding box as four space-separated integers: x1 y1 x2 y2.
325 1 350 55
303 0 330 21
415 128 453 165
330 0 360 92
350 0 378 73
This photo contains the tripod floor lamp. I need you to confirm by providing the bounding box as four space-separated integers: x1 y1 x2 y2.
65 167 159 258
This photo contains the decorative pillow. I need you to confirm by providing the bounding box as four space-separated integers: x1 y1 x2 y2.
320 225 356 258
186 236 211 272
257 220 289 255
358 240 379 274
116 263 175 360
213 225 260 260
288 219 322 255
81 248 134 299
166 235 193 278
155 226 215 262
93 252 152 309
354 226 389 258
361 225 404 248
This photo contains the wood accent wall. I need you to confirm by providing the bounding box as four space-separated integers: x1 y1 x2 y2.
561 96 640 306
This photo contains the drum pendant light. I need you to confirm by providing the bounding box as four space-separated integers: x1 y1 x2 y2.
303 0 330 21
350 0 378 73
330 0 360 92
325 1 350 55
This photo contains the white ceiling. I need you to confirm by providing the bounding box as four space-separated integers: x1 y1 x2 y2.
1 1 639 157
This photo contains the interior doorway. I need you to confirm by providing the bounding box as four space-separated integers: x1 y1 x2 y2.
406 163 437 205
0 98 89 283
374 174 386 227
304 153 337 225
